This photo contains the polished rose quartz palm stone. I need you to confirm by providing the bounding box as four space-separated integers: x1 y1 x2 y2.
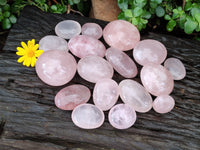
72 104 104 129
164 57 186 80
68 35 106 58
133 39 167 66
77 55 114 83
108 104 137 129
39 35 68 51
103 20 140 51
105 47 138 78
35 50 77 86
81 23 103 39
93 78 119 111
140 64 174 96
119 79 153 113
153 95 175 114
55 84 91 110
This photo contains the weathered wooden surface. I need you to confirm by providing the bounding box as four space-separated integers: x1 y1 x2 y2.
0 6 200 150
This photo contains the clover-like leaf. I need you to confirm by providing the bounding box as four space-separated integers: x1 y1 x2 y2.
184 17 198 34
124 9 133 18
156 6 165 17
133 7 143 17
166 19 176 32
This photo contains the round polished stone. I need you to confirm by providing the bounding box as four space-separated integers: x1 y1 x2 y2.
105 47 138 78
141 64 174 96
153 95 175 114
68 35 106 58
55 20 81 39
133 39 167 66
71 104 104 129
39 35 68 51
93 78 119 111
108 104 137 129
164 57 186 80
77 55 114 83
55 84 91 110
119 79 153 113
81 23 103 39
103 20 140 51
35 50 77 86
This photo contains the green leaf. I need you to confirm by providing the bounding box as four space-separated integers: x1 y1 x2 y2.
117 0 128 11
140 18 148 24
2 18 11 29
177 6 182 11
166 19 176 32
184 17 198 34
51 5 57 11
132 17 138 25
68 0 74 5
133 7 143 17
191 7 200 23
179 14 186 29
150 2 157 9
142 11 151 19
155 6 165 17
134 0 147 8
184 2 192 11
3 11 10 18
154 0 162 4
3 4 10 11
73 0 80 4
9 15 17 24
0 0 6 5
164 14 171 20
117 12 126 20
124 9 133 18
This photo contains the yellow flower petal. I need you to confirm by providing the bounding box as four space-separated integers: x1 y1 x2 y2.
23 58 27 66
17 56 25 63
35 50 44 57
21 42 28 50
32 44 39 51
17 47 25 52
31 39 35 45
16 51 25 56
31 57 37 67
26 57 31 67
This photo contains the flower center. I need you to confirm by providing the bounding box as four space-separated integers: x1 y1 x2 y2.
27 50 35 57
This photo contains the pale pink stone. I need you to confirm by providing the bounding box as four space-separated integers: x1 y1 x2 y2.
68 35 106 58
153 95 175 113
93 78 119 111
71 104 104 129
105 47 138 78
55 84 91 110
108 104 137 129
39 35 68 51
103 20 140 51
55 20 81 39
81 23 103 39
77 55 114 83
164 58 186 80
140 64 174 96
133 39 167 66
119 79 152 113
35 50 77 86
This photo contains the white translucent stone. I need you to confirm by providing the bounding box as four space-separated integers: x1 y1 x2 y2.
93 78 119 111
77 55 114 83
105 47 138 78
108 104 137 129
55 20 81 39
71 104 104 129
39 35 68 51
164 57 186 80
81 23 103 39
119 79 153 113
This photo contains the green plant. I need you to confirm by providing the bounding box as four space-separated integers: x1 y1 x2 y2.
117 0 200 34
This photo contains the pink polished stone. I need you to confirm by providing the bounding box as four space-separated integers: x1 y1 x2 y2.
140 64 174 96
108 104 137 129
93 78 119 111
35 50 77 86
133 39 167 66
77 55 114 83
39 35 68 51
164 57 186 80
68 35 106 58
153 95 175 114
55 20 81 39
119 79 152 113
55 84 91 110
105 47 138 78
103 20 140 51
81 23 103 39
71 104 104 129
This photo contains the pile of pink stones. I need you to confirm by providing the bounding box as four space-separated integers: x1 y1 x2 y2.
35 20 186 130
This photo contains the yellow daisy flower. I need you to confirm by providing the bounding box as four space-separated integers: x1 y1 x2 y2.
16 39 44 67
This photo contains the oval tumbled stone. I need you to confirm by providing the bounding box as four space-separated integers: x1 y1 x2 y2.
55 20 81 39
72 104 105 129
103 20 140 51
133 39 167 66
93 78 119 111
141 64 174 96
105 47 138 78
35 50 77 86
77 55 114 83
68 35 106 58
119 79 153 113
55 84 91 110
81 23 102 39
108 104 137 129
39 35 68 51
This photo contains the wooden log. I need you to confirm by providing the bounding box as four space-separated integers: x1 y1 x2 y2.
0 6 200 150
